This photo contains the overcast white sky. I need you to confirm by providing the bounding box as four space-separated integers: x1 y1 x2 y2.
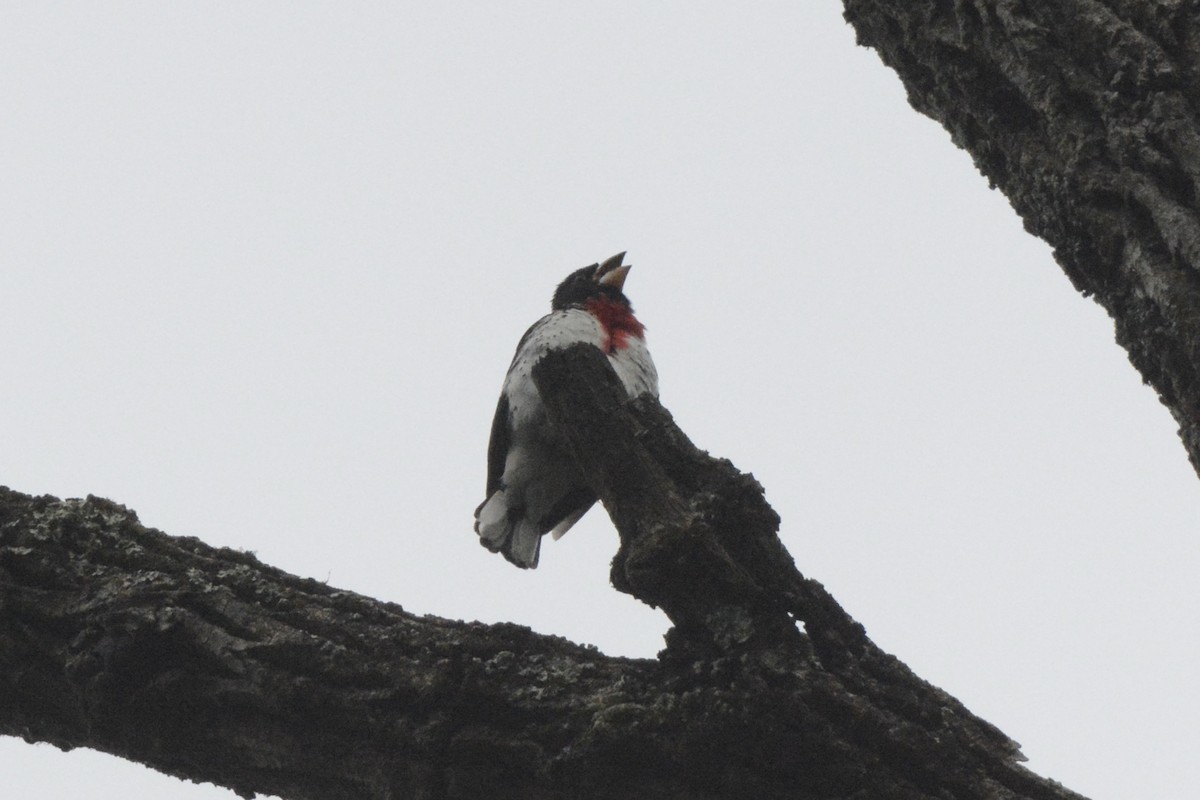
2 4 1197 799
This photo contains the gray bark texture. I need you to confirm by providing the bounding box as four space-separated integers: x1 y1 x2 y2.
4 1 1193 797
0 347 1088 799
842 0 1200 473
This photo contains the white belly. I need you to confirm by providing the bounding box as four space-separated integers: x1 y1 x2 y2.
503 308 658 432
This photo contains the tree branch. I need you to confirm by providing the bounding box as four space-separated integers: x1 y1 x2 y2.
534 345 1086 800
1 348 1089 798
842 0 1200 475
0 487 655 799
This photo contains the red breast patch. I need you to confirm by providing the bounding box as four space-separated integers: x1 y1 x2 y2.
585 296 645 353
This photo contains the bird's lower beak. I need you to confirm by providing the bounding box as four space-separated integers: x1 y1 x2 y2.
598 264 631 291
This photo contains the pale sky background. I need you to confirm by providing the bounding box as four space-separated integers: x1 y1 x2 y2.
2 4 1197 799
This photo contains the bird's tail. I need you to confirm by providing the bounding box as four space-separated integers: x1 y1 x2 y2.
474 491 541 568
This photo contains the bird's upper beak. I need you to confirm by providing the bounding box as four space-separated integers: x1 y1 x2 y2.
596 251 631 291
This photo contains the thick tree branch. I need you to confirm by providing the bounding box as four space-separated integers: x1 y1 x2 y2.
0 487 658 799
842 0 1200 475
534 346 1086 800
2 348 1088 799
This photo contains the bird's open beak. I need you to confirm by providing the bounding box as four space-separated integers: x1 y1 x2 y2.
596 251 631 291
598 264 631 291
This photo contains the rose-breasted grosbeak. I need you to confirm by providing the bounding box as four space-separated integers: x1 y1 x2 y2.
474 252 658 568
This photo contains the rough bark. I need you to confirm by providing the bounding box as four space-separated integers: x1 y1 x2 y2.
841 0 1200 475
2 346 1084 799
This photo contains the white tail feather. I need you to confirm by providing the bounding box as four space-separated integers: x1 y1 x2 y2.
474 492 509 546
475 491 541 569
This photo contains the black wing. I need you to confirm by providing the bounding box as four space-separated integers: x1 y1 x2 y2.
483 391 510 496
483 314 550 496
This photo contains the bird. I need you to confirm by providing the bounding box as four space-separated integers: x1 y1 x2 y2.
474 252 658 568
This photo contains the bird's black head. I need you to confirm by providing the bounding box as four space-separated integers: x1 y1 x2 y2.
551 252 632 311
